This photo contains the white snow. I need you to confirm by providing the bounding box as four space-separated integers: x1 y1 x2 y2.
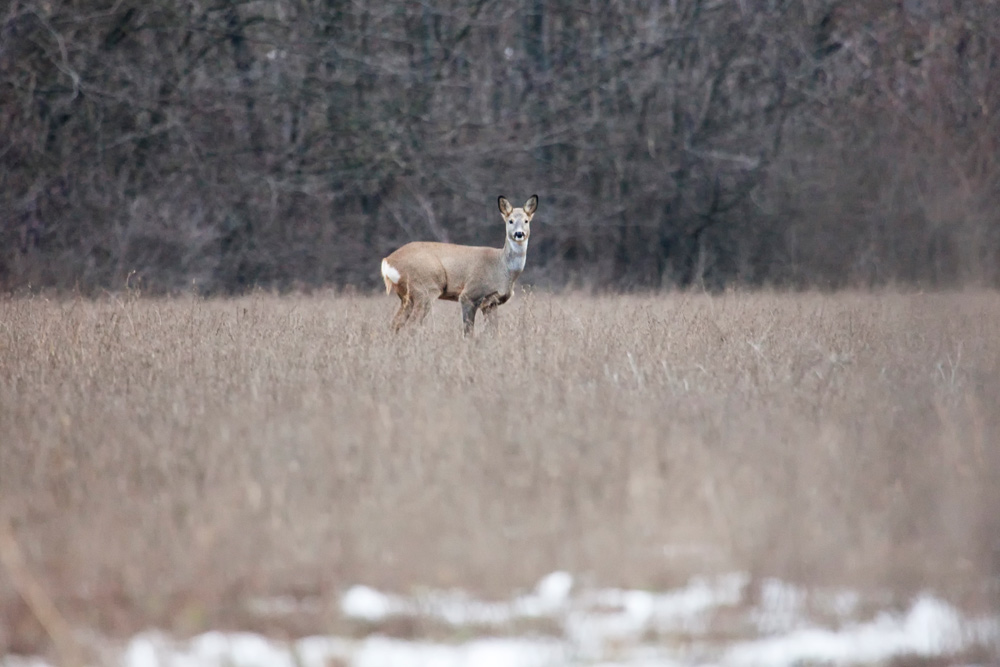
534 570 573 607
3 572 997 667
564 573 750 658
118 633 565 667
341 585 399 622
748 578 807 634
725 595 982 666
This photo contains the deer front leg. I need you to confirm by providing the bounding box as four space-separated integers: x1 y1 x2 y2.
479 294 502 330
459 294 477 336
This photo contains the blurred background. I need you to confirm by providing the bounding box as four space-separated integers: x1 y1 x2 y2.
1 0 998 294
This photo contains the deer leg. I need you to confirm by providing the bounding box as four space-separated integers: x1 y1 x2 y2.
481 292 510 329
391 291 414 331
390 303 411 332
480 300 499 330
459 294 477 336
412 292 434 325
481 293 503 315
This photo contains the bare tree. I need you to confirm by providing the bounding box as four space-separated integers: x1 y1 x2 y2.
2 0 998 292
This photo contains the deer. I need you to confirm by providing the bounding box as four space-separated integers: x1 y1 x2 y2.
381 194 538 335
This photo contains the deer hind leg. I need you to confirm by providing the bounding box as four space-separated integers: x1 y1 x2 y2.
390 302 412 332
392 288 436 332
390 290 415 332
411 291 435 325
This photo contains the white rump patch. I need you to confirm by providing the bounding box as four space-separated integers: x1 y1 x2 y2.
381 259 401 284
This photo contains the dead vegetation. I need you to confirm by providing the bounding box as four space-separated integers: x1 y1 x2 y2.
1 290 998 656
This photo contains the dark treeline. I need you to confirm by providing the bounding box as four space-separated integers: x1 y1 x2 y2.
2 0 998 293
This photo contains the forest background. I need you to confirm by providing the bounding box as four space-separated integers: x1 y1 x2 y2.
1 0 998 293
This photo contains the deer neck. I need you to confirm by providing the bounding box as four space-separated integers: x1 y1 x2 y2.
503 237 528 278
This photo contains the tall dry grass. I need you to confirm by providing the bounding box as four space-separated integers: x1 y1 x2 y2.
1 289 998 653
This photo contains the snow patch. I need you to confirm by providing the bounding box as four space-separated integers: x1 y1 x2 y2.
534 570 573 607
725 595 991 666
341 585 398 622
4 572 998 667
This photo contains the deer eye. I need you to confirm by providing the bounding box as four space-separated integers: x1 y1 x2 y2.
508 219 513 224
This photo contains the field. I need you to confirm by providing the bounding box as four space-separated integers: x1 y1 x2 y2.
1 289 999 665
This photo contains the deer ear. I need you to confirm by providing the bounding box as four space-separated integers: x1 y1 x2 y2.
498 196 513 216
523 195 538 216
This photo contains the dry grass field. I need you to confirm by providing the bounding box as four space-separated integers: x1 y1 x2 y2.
1 289 999 659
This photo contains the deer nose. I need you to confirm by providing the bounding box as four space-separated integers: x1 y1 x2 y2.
514 230 525 240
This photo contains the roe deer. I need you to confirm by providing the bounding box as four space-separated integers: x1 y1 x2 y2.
381 194 538 335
